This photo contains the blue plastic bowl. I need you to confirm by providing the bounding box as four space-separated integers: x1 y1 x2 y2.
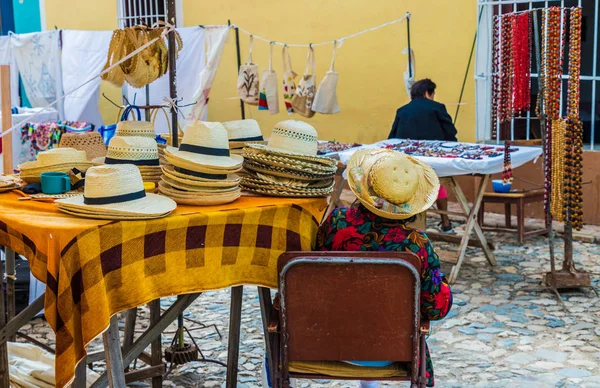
492 180 512 193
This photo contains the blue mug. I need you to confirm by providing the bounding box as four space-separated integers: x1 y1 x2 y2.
40 172 71 194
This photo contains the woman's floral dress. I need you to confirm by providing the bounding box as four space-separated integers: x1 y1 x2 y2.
316 206 453 387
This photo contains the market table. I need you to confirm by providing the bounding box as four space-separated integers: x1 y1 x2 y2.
0 191 327 387
337 139 543 283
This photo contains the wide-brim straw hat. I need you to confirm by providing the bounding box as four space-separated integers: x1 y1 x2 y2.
347 149 439 220
246 120 334 166
92 136 160 167
244 160 335 181
56 164 176 219
165 121 243 169
161 164 240 187
241 177 334 195
242 147 337 174
160 175 240 193
19 148 94 182
58 132 107 161
115 120 156 138
223 119 266 149
241 173 334 189
158 181 241 205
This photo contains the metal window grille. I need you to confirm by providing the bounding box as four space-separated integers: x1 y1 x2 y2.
475 0 599 150
117 0 168 28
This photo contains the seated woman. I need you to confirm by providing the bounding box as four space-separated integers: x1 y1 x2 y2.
316 148 453 388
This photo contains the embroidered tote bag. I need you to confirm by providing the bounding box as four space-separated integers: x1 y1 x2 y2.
237 35 259 105
281 45 298 114
258 43 279 115
312 41 340 114
291 46 316 118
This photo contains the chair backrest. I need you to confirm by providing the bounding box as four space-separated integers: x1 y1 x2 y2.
278 251 421 365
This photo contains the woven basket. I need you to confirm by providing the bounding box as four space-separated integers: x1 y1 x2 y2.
59 132 107 161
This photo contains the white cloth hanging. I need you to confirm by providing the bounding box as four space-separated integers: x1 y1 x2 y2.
311 42 340 114
61 30 113 128
10 31 63 117
0 36 20 108
127 27 206 133
188 26 229 121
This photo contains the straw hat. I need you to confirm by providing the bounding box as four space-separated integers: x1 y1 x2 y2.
242 148 337 174
55 164 176 219
223 119 266 149
92 136 159 166
244 160 335 181
160 174 240 193
246 121 333 164
158 181 241 205
115 121 156 138
19 148 94 183
58 132 107 161
347 149 439 220
161 164 241 187
165 121 243 169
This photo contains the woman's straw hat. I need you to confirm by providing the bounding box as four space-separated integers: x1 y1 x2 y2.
58 132 107 161
55 164 176 219
158 181 241 205
115 121 156 138
347 149 439 220
92 136 159 166
165 121 243 169
223 119 266 149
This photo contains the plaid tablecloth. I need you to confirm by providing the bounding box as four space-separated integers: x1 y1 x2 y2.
0 192 326 387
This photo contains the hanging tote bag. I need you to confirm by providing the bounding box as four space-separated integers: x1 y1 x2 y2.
258 43 279 114
237 36 260 105
312 41 340 114
281 45 298 114
291 46 317 118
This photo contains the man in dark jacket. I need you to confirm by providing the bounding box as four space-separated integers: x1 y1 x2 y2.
388 79 457 231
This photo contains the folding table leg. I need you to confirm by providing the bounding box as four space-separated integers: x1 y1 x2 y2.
73 359 87 388
226 286 243 388
258 287 274 384
102 315 126 388
149 300 162 388
0 247 8 388
448 175 496 283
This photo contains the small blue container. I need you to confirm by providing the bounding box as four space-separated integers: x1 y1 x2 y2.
492 179 512 193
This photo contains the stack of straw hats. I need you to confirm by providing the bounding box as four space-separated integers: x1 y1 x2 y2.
58 132 107 161
56 164 176 220
19 148 94 183
93 136 162 183
115 121 156 138
160 121 244 205
223 119 267 155
241 120 337 197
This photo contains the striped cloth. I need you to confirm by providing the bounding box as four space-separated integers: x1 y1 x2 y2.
0 192 326 387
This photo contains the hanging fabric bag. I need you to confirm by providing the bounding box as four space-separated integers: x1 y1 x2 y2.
237 35 260 105
258 43 279 114
312 41 340 114
281 45 298 114
291 45 317 118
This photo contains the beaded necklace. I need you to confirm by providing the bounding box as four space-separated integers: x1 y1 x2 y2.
491 16 501 140
511 12 532 114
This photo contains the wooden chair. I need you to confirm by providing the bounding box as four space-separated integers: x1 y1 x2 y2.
268 251 429 388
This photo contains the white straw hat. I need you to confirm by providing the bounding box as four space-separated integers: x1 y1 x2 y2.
20 148 91 170
56 164 176 218
161 164 241 187
115 121 156 138
223 119 265 148
92 136 159 166
165 121 243 169
248 120 317 157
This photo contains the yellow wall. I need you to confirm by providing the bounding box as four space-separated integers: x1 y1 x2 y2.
183 0 478 143
44 0 121 125
45 0 477 142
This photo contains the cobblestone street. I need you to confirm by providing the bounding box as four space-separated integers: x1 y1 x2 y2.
21 215 600 387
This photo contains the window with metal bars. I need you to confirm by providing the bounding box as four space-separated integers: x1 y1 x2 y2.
475 0 599 150
117 0 168 28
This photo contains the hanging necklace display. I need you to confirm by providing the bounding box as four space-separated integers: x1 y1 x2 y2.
550 118 566 221
511 12 532 114
501 141 513 184
499 13 514 127
491 16 501 140
564 6 583 230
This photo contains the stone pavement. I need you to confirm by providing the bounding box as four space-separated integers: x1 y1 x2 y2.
19 214 600 387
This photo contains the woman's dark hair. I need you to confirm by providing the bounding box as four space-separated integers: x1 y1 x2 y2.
410 78 436 100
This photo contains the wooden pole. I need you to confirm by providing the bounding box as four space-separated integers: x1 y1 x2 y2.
1 65 12 174
230 20 246 120
167 0 178 147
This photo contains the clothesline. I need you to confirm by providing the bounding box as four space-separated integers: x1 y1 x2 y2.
493 6 574 18
226 13 410 48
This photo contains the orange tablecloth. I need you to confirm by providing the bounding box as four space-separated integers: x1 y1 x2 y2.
0 192 327 387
